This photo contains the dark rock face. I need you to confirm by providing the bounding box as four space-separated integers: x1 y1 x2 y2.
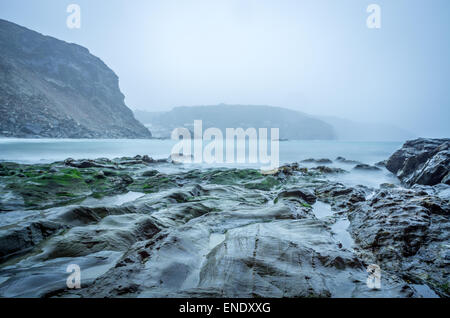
353 164 381 172
315 182 368 211
336 157 362 165
311 166 347 174
277 188 317 205
0 221 65 260
0 19 151 138
386 138 450 186
375 160 387 168
348 188 450 297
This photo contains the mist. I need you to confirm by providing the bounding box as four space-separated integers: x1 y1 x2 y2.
1 0 449 137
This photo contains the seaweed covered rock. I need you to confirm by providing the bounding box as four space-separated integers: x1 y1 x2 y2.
0 154 447 298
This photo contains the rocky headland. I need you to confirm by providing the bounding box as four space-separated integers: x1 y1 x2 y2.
0 138 448 298
0 19 151 138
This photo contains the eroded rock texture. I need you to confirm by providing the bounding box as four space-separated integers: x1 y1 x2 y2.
387 138 450 186
0 151 448 298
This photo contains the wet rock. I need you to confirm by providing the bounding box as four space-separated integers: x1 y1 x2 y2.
95 171 106 179
380 183 397 189
70 216 412 298
301 158 333 164
410 183 450 202
442 173 450 185
64 159 109 169
348 188 450 297
142 170 159 177
120 174 134 185
37 214 161 260
0 161 142 210
0 251 123 298
336 157 362 165
386 138 450 186
0 221 66 260
276 188 317 205
353 164 381 171
315 183 367 211
375 160 387 168
263 163 307 179
275 188 317 218
49 167 58 173
142 155 167 164
49 205 130 226
311 166 348 174
1 156 445 298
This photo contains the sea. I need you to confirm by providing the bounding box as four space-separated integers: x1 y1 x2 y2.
0 138 405 188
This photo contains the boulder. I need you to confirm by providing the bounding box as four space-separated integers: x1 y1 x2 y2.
386 138 450 186
301 158 333 164
353 164 381 171
276 188 317 205
311 166 348 174
336 157 362 165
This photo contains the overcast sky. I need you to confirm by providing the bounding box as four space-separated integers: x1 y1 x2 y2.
1 0 449 137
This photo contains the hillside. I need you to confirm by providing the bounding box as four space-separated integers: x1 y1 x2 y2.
134 105 336 140
0 19 151 138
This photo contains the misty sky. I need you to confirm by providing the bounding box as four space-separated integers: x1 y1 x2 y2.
0 0 449 137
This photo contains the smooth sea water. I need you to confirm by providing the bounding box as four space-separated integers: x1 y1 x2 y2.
0 138 404 188
0 138 402 165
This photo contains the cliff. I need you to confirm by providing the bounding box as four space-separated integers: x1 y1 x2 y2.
0 19 151 138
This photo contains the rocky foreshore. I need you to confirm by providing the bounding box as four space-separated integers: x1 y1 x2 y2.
0 138 448 298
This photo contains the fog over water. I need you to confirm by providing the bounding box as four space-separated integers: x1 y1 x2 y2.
0 139 402 188
0 138 401 165
1 0 449 137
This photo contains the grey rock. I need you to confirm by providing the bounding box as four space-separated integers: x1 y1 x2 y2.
0 221 66 260
311 166 348 174
386 138 450 186
0 19 152 139
276 188 317 205
375 160 387 168
0 157 446 298
301 158 333 164
348 188 450 297
353 164 382 171
336 157 362 165
315 182 368 211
